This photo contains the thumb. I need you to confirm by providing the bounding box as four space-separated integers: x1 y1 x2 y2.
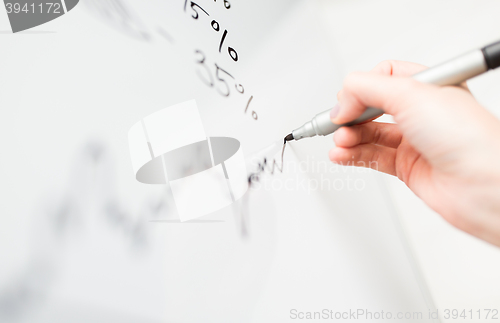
331 71 434 124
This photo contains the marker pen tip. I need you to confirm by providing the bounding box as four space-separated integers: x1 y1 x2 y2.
284 133 294 143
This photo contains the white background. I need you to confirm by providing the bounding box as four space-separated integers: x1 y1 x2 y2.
0 0 499 322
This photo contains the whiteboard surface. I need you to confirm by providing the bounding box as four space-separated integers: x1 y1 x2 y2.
0 1 436 322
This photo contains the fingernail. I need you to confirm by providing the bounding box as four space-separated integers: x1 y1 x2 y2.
330 103 340 119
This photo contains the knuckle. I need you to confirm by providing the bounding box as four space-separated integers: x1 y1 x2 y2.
372 125 382 144
356 126 365 145
370 148 381 164
356 124 368 144
375 60 395 74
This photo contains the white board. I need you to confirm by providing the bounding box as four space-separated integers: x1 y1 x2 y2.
0 1 437 322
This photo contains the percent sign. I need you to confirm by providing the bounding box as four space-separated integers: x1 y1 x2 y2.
211 20 238 62
213 64 257 120
214 0 231 9
183 1 238 62
245 96 257 120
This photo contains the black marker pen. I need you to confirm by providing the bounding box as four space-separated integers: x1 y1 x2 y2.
285 39 500 142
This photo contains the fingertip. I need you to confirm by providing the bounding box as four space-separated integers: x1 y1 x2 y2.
336 89 343 102
331 108 352 125
328 148 340 163
330 103 340 120
331 113 356 126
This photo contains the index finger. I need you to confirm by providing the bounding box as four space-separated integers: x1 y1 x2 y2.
371 60 470 91
336 60 428 103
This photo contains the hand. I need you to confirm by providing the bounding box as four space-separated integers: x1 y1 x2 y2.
329 60 500 247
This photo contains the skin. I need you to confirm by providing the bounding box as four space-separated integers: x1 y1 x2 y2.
329 60 500 247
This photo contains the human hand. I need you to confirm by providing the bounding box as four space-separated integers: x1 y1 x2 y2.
329 60 500 246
